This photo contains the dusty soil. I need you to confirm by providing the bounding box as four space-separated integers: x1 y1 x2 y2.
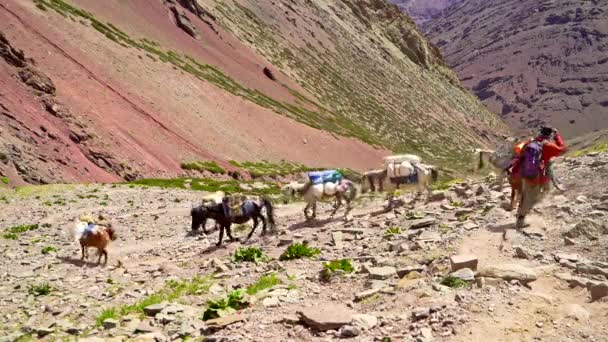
1 151 607 341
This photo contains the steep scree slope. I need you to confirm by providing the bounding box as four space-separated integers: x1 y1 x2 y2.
388 0 462 24
0 0 506 184
423 0 608 138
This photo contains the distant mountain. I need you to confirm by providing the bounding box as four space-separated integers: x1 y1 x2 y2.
389 0 463 24
423 0 608 138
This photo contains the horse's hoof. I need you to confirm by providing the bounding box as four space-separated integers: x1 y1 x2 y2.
215 242 222 247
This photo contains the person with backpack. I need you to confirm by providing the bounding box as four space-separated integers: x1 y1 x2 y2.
514 126 567 228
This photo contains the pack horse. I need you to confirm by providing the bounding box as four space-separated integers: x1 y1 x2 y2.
361 154 438 202
282 170 358 220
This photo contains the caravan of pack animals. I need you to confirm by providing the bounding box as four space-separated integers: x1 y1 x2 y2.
76 127 564 264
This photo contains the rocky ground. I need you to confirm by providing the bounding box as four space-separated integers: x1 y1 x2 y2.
1 152 608 342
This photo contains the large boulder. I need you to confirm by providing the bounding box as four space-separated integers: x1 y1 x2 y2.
563 219 608 240
298 304 354 331
477 264 537 284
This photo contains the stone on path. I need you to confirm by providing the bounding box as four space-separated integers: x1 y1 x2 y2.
417 231 441 242
562 304 590 321
515 246 534 260
420 327 434 341
354 288 381 302
297 304 354 331
331 231 344 249
450 254 478 271
409 217 436 229
143 303 168 317
263 296 280 308
590 282 608 301
563 219 608 240
340 325 360 338
368 266 397 280
450 268 475 281
351 313 378 330
478 264 537 284
102 318 119 330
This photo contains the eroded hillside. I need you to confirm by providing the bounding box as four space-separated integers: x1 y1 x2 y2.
424 0 608 138
0 0 507 185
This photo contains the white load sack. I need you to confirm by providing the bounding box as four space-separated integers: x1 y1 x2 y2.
387 161 415 178
324 182 338 196
311 183 325 198
383 154 421 166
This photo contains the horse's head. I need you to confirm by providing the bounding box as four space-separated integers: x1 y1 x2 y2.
281 182 298 199
190 206 208 231
105 225 117 241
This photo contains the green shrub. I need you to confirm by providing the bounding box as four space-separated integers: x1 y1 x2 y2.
385 227 401 235
279 242 320 261
95 308 117 327
3 224 39 239
441 276 470 288
1 177 8 185
41 246 58 254
28 283 53 296
405 211 424 220
181 161 226 174
202 289 249 321
246 273 280 295
323 259 354 273
234 246 268 263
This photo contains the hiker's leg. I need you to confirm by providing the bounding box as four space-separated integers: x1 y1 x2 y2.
517 181 541 228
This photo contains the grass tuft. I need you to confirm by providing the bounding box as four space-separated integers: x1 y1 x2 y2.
234 246 268 263
202 289 249 321
28 283 53 296
41 246 58 254
95 308 118 327
279 242 321 261
441 276 470 288
246 273 280 295
181 161 226 174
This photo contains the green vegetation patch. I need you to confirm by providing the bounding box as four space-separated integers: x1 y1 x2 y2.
127 178 280 196
181 161 226 174
246 273 280 295
41 246 58 254
279 242 321 261
202 289 249 321
28 283 54 296
441 276 470 288
95 308 118 327
385 227 402 235
230 160 319 178
93 276 212 325
432 178 465 191
323 259 354 273
3 224 39 240
234 246 268 263
570 142 608 157
1 177 8 185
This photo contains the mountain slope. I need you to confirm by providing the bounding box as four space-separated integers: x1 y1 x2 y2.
0 0 507 184
388 0 462 24
423 0 608 138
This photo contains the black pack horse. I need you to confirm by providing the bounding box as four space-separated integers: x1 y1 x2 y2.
190 197 276 246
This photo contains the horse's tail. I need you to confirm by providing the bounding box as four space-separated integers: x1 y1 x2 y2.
475 149 485 171
430 167 439 183
346 180 360 201
262 197 275 229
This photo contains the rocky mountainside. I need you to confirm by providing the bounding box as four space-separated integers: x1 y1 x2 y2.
423 0 608 138
0 0 507 185
388 0 462 24
1 148 607 340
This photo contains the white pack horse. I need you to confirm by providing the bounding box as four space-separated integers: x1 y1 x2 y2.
361 163 439 204
282 179 359 221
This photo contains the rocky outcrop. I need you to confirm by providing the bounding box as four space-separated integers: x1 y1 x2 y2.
169 6 200 39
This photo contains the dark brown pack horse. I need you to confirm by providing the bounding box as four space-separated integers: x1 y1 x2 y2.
190 197 275 246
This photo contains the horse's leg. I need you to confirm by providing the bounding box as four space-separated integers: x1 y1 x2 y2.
226 222 236 242
259 213 268 236
80 242 85 261
330 195 342 217
103 249 108 265
96 248 102 264
247 217 259 240
311 201 317 220
304 202 311 221
216 224 225 246
201 218 208 234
